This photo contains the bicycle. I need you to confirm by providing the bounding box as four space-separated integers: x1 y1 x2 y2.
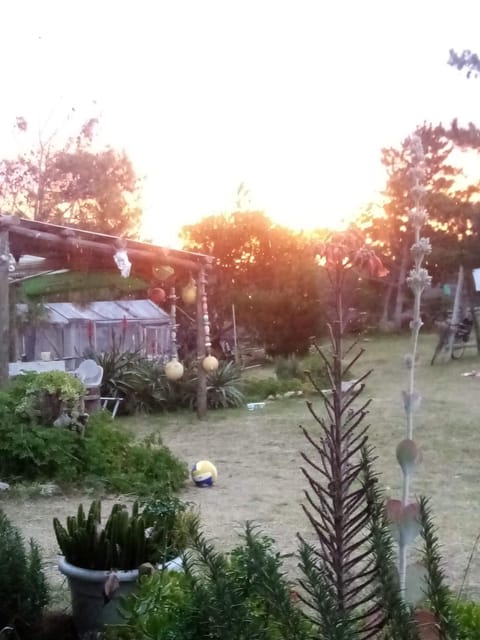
430 318 473 365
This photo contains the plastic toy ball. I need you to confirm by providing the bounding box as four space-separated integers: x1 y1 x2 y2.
191 460 218 487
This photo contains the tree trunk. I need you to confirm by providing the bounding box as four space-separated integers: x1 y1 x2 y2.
393 245 409 330
380 281 394 325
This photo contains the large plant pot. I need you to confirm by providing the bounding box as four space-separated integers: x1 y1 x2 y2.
59 556 182 637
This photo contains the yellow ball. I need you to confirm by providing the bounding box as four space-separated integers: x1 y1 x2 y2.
202 355 219 372
191 460 217 487
165 359 184 381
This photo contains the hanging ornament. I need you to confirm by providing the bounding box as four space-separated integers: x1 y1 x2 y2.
165 358 184 381
148 287 166 305
202 354 219 372
165 286 184 380
199 269 219 373
181 277 197 305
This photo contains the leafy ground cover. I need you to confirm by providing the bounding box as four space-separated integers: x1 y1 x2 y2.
2 332 480 605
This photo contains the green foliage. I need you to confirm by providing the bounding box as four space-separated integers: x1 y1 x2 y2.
0 407 187 495
11 371 85 425
0 509 49 635
454 599 480 640
206 361 245 409
107 522 310 640
0 116 141 236
419 496 459 639
274 355 305 381
105 571 196 640
181 210 328 357
53 497 195 570
94 349 245 413
241 375 303 401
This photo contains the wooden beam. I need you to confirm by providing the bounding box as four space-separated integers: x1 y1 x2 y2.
8 225 209 274
0 230 10 387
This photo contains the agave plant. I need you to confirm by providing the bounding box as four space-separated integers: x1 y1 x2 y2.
206 361 245 409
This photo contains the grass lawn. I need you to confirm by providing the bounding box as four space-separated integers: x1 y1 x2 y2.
3 331 480 602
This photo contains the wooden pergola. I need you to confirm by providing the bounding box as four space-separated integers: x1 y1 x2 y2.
0 215 214 417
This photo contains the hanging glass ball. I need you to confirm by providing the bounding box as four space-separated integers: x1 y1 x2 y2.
148 287 166 305
165 358 184 380
202 355 219 372
181 282 197 305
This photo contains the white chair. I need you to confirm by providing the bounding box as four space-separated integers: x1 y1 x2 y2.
74 359 103 388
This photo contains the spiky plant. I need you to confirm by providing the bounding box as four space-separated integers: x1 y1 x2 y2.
298 230 393 638
390 133 432 596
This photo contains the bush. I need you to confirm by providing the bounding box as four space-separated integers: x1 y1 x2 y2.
454 599 480 640
0 509 49 637
274 355 305 381
106 523 310 640
14 371 85 425
241 376 303 401
0 409 187 496
93 350 245 414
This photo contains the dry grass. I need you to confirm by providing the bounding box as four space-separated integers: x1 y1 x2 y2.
3 331 480 601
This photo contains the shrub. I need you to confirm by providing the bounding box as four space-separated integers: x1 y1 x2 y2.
0 509 49 637
0 409 187 496
106 523 310 640
453 599 480 640
274 355 305 381
9 371 85 426
93 350 245 414
177 361 245 411
241 375 303 401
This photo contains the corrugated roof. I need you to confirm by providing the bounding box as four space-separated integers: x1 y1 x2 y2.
39 300 170 324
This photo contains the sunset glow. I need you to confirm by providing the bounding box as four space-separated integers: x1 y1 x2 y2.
1 1 480 248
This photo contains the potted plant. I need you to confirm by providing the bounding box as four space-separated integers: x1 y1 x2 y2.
53 497 196 637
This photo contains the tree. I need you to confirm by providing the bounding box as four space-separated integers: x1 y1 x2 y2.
448 49 480 78
360 121 480 329
0 116 142 237
180 211 329 356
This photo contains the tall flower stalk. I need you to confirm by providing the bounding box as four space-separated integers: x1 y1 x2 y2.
395 134 432 594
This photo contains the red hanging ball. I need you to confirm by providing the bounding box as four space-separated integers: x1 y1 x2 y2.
149 287 166 304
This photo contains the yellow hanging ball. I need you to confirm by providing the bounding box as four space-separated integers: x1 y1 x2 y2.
191 460 217 487
181 283 197 305
165 359 184 381
202 355 219 372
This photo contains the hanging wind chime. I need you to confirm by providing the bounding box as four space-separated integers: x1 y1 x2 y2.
164 285 184 381
200 270 219 373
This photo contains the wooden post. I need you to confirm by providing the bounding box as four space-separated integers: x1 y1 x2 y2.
447 265 464 360
196 267 207 418
0 229 10 387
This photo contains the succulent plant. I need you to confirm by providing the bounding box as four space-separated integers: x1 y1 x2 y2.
53 497 196 571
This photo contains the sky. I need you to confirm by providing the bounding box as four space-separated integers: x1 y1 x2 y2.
2 0 480 247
